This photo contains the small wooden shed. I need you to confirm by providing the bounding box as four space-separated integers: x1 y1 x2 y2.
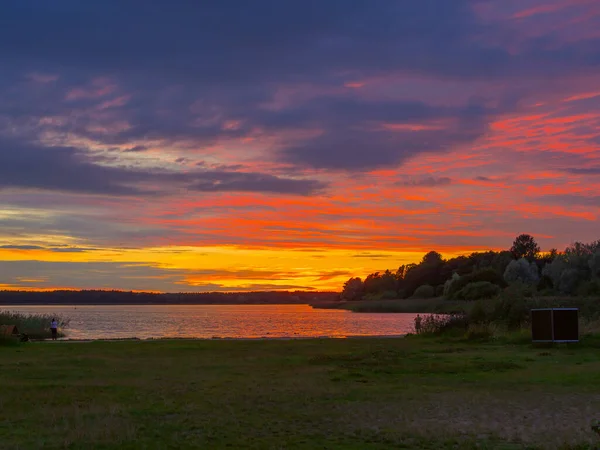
0 325 19 337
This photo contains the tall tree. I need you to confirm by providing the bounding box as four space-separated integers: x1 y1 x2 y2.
341 277 364 301
510 234 540 261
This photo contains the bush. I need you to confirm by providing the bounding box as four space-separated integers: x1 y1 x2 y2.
446 268 507 300
467 300 488 324
412 284 435 299
504 258 539 286
492 288 530 329
435 285 444 297
454 281 501 301
578 279 600 296
443 273 460 297
379 290 398 300
465 323 494 341
505 281 536 298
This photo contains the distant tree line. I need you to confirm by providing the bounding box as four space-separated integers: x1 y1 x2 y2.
341 234 600 301
0 290 338 305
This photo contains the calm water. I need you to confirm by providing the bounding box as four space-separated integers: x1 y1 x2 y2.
3 304 418 340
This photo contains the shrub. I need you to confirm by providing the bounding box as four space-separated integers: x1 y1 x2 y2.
446 268 506 300
412 284 435 299
454 281 501 301
505 281 536 298
465 323 494 341
467 300 488 324
443 273 460 297
559 268 581 295
578 279 600 296
504 258 539 286
492 289 530 329
435 285 444 297
379 290 398 300
536 274 553 291
590 251 600 278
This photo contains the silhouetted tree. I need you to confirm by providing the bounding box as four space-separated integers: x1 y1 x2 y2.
510 234 540 261
341 277 364 301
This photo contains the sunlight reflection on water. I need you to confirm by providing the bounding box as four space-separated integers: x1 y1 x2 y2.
3 304 419 340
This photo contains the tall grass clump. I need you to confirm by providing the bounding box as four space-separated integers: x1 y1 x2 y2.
0 311 70 339
413 313 469 336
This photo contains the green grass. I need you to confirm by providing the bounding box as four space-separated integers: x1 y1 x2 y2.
0 310 70 339
2 336 600 449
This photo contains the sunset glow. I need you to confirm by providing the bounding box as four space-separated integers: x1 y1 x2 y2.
0 0 599 292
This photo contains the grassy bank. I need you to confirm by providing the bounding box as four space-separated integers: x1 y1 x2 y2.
2 337 600 448
313 295 600 316
313 297 471 314
0 311 70 339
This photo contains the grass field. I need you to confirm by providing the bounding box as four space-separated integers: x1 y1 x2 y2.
2 336 600 449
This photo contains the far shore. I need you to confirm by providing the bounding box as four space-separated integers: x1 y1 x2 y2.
311 297 469 313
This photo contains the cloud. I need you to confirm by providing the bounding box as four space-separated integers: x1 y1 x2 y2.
188 171 326 196
0 136 148 195
3 1 599 84
539 194 600 207
563 167 600 175
0 136 325 196
0 260 318 292
0 244 94 253
276 97 492 170
397 177 452 187
352 253 395 259
0 245 45 250
122 145 148 153
314 270 351 281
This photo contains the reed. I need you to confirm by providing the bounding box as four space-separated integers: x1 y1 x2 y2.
0 310 70 339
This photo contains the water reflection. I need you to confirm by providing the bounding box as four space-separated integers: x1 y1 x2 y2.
4 304 419 340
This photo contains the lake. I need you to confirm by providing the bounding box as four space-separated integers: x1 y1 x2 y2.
2 304 419 340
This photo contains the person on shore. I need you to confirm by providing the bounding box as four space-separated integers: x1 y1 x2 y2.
414 314 422 334
50 318 58 341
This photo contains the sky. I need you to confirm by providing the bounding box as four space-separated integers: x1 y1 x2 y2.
0 0 599 292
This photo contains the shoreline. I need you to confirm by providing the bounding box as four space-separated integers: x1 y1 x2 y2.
37 334 409 343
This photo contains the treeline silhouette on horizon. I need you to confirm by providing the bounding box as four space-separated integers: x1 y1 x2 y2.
341 234 600 301
0 290 339 306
